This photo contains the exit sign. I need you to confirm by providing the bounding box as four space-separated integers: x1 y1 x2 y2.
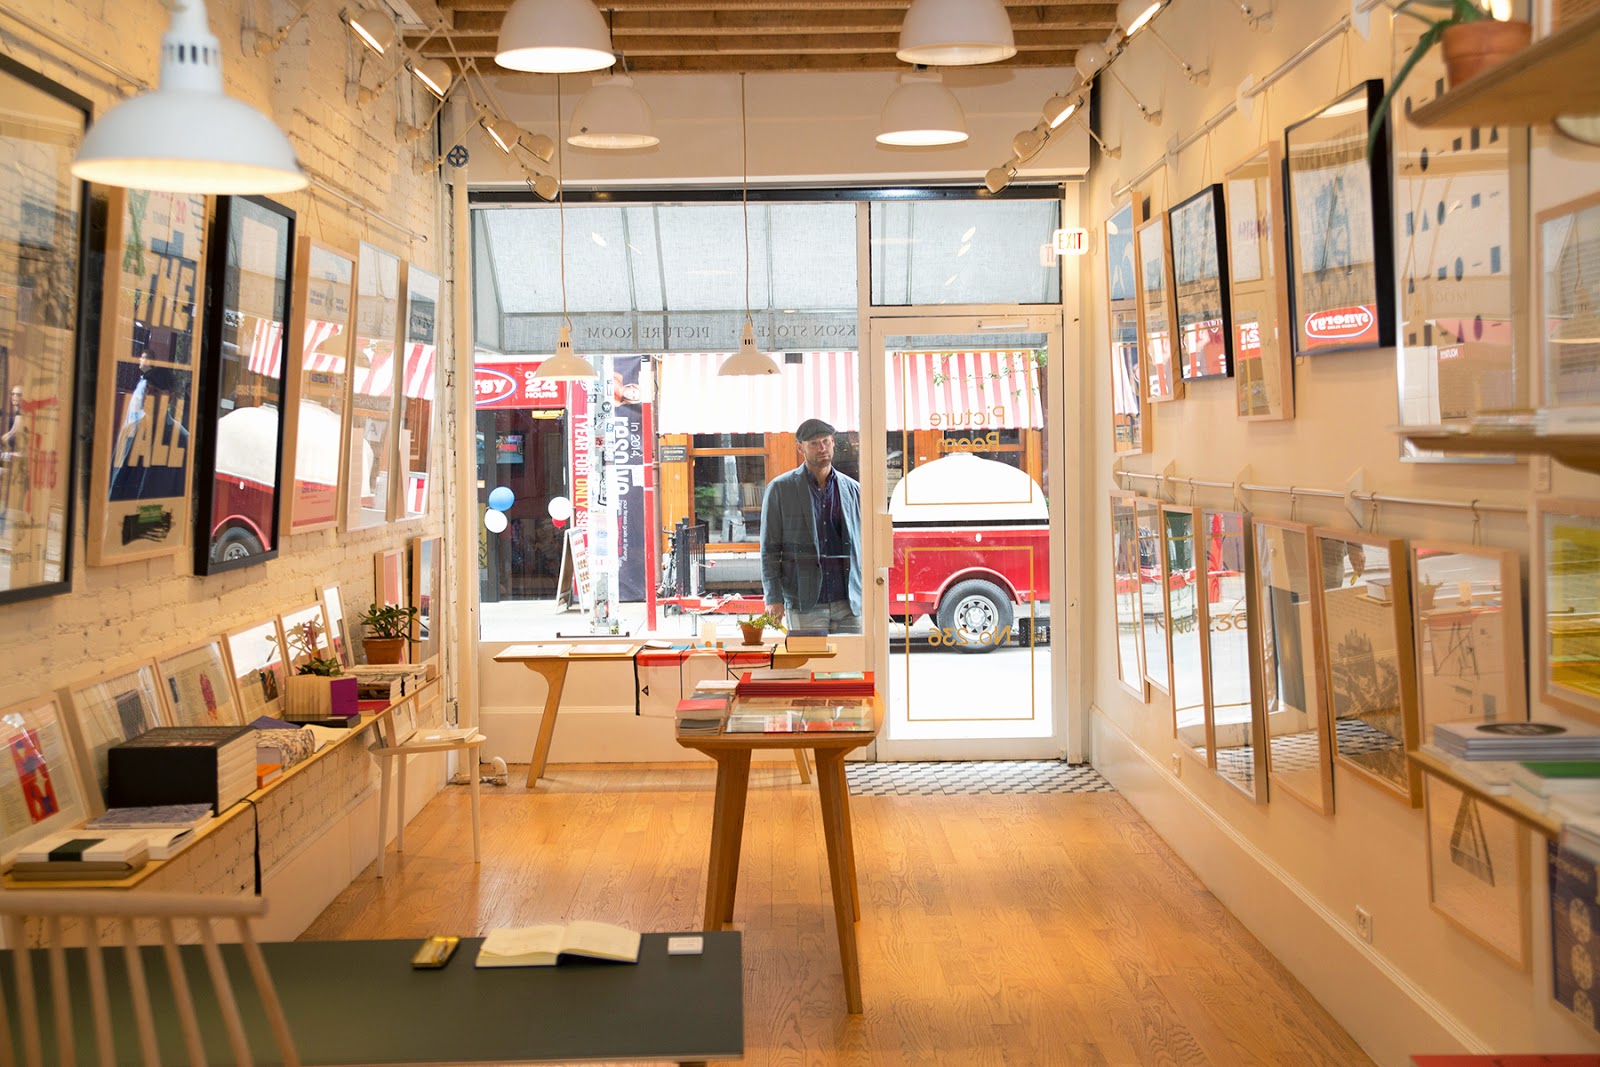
1053 228 1089 256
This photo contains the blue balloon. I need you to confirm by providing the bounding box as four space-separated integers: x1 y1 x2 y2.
488 486 515 512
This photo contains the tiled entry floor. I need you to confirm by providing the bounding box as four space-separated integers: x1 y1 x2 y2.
846 760 1115 796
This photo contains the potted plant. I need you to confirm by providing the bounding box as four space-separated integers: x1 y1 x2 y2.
360 603 419 664
738 612 785 646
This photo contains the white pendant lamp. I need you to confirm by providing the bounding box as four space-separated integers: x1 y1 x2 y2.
1117 0 1163 39
72 0 306 194
497 0 617 73
877 70 967 147
568 75 659 149
897 0 1016 67
719 75 781 378
535 77 598 383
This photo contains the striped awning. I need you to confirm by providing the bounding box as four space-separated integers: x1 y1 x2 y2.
885 351 1043 431
351 342 438 400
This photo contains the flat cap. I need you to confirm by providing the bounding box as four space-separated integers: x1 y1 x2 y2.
796 418 836 441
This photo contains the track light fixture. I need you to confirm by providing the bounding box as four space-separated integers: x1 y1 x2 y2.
983 163 1016 195
343 6 396 55
1073 41 1110 81
520 164 561 201
1116 0 1164 39
482 113 522 153
517 133 557 164
1011 122 1049 162
411 57 453 98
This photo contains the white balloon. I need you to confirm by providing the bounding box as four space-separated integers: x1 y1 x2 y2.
547 495 574 521
484 509 509 533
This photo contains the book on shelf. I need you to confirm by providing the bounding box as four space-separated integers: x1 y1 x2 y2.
249 717 317 767
86 804 213 832
676 717 725 735
676 697 729 717
106 726 257 815
256 762 283 788
475 920 640 968
783 629 829 653
736 669 875 697
735 696 875 731
1432 719 1600 760
694 679 738 693
8 831 151 878
413 726 480 744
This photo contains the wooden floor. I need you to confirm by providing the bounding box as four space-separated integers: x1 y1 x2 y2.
304 763 1373 1067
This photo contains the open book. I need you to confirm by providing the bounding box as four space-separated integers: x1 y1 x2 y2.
475 920 640 967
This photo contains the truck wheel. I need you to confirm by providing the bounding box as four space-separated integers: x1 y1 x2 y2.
936 579 1013 653
211 527 263 563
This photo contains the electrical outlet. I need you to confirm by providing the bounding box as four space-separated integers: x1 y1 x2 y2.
1170 754 1183 777
1355 906 1373 943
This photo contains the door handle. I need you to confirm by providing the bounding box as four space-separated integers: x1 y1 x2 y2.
875 566 888 588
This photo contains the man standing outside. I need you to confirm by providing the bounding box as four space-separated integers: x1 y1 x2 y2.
760 418 862 634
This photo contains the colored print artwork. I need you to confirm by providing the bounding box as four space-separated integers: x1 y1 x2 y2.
8 727 58 822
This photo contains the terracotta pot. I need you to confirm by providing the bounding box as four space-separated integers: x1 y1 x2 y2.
1441 19 1531 86
739 624 764 646
365 636 407 664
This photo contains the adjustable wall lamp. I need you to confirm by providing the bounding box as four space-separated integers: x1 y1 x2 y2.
1143 25 1209 85
243 0 315 56
983 163 1016 194
356 22 448 105
342 6 396 55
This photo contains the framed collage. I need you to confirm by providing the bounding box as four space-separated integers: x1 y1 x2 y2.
281 239 356 536
1224 144 1294 421
1170 184 1233 382
1106 200 1148 455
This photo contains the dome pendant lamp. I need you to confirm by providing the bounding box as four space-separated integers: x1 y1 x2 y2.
497 0 617 74
877 69 967 147
535 77 600 382
897 0 1016 67
72 0 306 194
719 75 781 378
569 74 659 149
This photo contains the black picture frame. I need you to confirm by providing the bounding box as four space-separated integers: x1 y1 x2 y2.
0 56 93 606
1283 79 1397 357
194 195 296 575
1170 183 1234 381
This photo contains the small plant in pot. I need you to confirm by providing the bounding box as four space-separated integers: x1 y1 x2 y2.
738 612 785 646
360 603 419 664
282 620 342 677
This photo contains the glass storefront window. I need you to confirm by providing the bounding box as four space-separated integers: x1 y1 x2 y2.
870 199 1062 306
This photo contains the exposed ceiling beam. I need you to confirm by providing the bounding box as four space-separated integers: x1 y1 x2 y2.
429 48 1086 72
442 0 1109 10
442 6 1115 34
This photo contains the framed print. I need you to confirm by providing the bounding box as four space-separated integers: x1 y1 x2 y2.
1284 80 1397 357
1253 519 1332 814
412 534 442 663
1538 191 1600 410
348 242 402 530
396 266 439 520
57 663 166 813
87 186 206 567
1313 529 1421 806
319 583 354 670
1410 542 1527 736
1106 201 1148 455
1202 509 1265 801
1136 496 1169 695
1111 493 1148 700
223 617 287 719
194 195 295 575
376 547 406 607
1170 185 1234 381
155 641 242 727
1423 773 1529 969
1225 144 1295 421
281 239 355 536
279 602 332 673
0 57 91 604
1537 499 1600 723
1135 214 1182 402
1164 504 1212 764
0 694 86 861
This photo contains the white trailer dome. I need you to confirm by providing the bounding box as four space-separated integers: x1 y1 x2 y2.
888 453 1047 524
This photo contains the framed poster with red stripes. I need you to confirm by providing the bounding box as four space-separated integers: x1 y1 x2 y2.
281 240 355 537
193 194 296 576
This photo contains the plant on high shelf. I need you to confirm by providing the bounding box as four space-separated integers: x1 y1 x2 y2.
739 611 786 646
281 619 342 676
360 603 419 665
1368 0 1531 158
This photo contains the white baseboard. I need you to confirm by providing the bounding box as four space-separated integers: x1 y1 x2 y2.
479 706 709 766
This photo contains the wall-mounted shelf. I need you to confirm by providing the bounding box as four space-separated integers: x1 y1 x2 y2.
1410 747 1562 837
1399 424 1600 476
1408 9 1600 130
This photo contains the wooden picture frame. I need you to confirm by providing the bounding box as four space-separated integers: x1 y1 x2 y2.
1106 200 1149 455
347 242 403 531
1537 190 1600 410
1313 528 1421 806
0 693 87 862
223 617 287 720
1283 80 1397 357
412 534 442 663
1422 772 1530 970
1537 498 1600 723
1252 518 1333 814
87 186 207 567
319 583 354 670
1224 143 1295 422
281 239 355 536
1170 184 1234 382
279 602 331 674
396 266 440 520
1135 213 1183 402
376 547 406 608
194 195 295 574
1410 541 1527 738
0 57 92 604
1163 504 1212 764
1136 496 1170 695
1111 492 1148 700
155 640 242 728
57 661 166 814
1202 509 1266 801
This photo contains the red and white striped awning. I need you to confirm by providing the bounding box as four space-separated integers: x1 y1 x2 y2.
245 318 285 378
351 342 437 400
885 351 1043 431
301 319 347 375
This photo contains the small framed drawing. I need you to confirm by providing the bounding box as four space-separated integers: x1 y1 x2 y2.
281 239 355 536
0 57 92 605
1163 504 1212 764
348 242 402 531
223 617 287 719
396 267 440 520
279 602 332 673
0 694 87 861
1283 80 1397 357
412 534 442 663
1253 518 1332 814
1106 200 1148 455
1537 191 1600 410
194 195 295 575
1135 214 1182 403
57 663 166 813
1422 772 1529 970
155 640 242 727
1170 185 1233 382
1135 496 1169 695
319 583 354 670
376 547 406 607
1202 509 1265 802
1224 144 1294 421
1313 529 1421 806
1537 498 1600 722
87 186 207 566
1110 492 1147 700
1409 542 1526 737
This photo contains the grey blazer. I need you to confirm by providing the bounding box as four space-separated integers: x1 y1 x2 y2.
759 465 862 616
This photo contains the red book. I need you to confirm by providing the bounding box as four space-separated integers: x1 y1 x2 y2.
676 698 727 715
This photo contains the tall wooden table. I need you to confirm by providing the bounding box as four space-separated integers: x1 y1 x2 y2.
675 693 880 1013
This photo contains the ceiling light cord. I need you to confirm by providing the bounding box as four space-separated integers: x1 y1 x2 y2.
558 74 570 331
742 72 752 329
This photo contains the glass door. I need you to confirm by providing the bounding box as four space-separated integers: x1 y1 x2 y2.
864 315 1066 760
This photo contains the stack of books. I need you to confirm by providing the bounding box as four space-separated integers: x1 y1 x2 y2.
1432 720 1600 761
735 669 874 697
8 830 150 880
783 629 829 653
1508 762 1600 814
676 695 729 735
107 726 258 814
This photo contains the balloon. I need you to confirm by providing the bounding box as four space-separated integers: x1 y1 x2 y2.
483 509 508 533
552 517 567 529
547 496 574 521
488 486 514 512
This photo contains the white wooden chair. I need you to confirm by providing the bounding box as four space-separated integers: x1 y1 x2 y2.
368 699 484 878
0 890 298 1066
